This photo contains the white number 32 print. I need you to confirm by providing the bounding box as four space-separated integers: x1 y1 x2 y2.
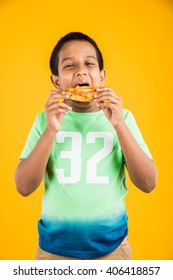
56 131 113 184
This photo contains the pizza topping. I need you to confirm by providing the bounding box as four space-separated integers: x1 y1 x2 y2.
64 86 96 102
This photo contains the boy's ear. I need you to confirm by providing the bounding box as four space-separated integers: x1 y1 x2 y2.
100 70 106 86
50 74 60 89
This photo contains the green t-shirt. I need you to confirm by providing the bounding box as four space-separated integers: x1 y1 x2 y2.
20 109 152 258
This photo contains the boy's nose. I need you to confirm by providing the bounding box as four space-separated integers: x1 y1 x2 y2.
76 71 87 77
75 65 87 77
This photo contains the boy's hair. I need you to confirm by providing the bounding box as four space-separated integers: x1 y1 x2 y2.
50 32 104 75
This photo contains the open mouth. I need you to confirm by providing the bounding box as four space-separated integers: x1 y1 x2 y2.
77 83 90 87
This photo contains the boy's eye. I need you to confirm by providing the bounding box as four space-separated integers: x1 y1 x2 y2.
86 62 94 66
64 64 74 69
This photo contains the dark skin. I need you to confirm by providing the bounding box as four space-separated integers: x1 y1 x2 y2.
14 40 157 196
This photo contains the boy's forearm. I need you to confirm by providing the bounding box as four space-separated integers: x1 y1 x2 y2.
115 122 157 192
14 128 57 196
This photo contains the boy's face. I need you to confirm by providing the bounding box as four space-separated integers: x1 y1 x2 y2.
51 40 105 91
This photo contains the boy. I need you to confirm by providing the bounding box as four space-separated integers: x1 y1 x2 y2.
14 32 157 260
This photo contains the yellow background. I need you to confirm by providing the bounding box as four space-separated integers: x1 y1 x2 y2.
0 0 172 260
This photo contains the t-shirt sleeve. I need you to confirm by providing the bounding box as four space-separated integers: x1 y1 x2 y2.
123 109 153 160
20 112 46 159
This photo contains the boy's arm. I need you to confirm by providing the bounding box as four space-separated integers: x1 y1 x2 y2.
14 90 71 196
94 87 158 193
115 122 157 192
14 129 56 196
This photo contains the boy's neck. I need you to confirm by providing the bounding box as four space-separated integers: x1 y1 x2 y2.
68 100 101 113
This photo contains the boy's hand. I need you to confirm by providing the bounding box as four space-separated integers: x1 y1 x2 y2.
45 89 71 133
94 87 124 129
